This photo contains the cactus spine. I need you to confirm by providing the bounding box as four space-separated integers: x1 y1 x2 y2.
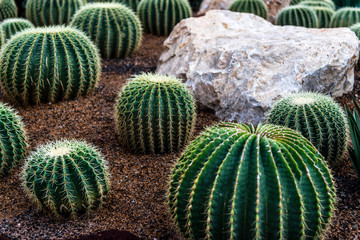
137 0 192 36
0 0 17 21
169 123 336 239
70 3 142 59
115 73 196 154
311 6 335 27
25 0 86 26
329 7 360 27
299 0 336 10
266 92 348 165
0 18 34 40
276 5 319 27
0 26 101 105
229 0 268 19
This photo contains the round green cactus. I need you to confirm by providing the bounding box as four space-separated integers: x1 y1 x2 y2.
299 0 336 10
266 92 348 165
329 7 360 27
0 26 101 105
229 0 268 19
0 18 34 40
311 6 335 27
21 139 110 217
0 0 17 21
169 123 336 239
137 0 192 36
70 3 142 59
25 0 86 26
115 73 196 154
0 102 27 176
276 5 319 27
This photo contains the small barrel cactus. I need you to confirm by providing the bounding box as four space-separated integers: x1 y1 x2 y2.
266 92 348 165
276 5 319 28
311 6 335 27
329 7 360 27
25 0 86 26
70 3 142 59
299 0 336 10
115 73 196 154
137 0 192 36
0 26 101 105
0 102 27 176
0 0 17 21
21 139 110 217
229 0 268 19
0 18 34 40
169 123 336 239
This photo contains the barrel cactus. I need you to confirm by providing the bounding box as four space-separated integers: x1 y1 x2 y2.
21 139 110 217
25 0 86 26
330 7 360 27
115 73 196 154
276 5 319 28
137 0 192 36
70 3 142 59
0 18 34 40
0 26 101 105
266 92 348 165
311 6 335 27
0 0 17 21
299 0 336 10
229 0 268 19
169 123 336 239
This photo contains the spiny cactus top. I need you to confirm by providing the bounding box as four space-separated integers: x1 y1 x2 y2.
229 0 268 19
0 18 34 40
21 139 110 217
276 5 319 28
169 123 336 240
0 0 17 21
0 26 101 105
25 0 86 26
329 7 360 27
85 0 140 11
0 102 27 176
115 73 196 154
70 3 142 59
266 92 348 165
137 0 192 36
299 0 336 10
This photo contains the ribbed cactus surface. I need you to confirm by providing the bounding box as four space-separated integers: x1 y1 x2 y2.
330 7 360 27
0 18 34 40
0 102 27 176
0 0 17 21
70 3 142 59
276 5 319 27
0 28 5 48
115 73 196 154
0 26 101 105
229 0 268 19
22 139 110 217
25 0 86 26
266 92 348 165
80 0 140 13
299 0 336 10
311 6 335 27
137 0 192 36
169 123 336 240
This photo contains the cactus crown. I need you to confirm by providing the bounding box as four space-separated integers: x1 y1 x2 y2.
332 0 360 8
276 5 319 28
0 0 17 21
330 7 360 27
299 0 336 10
229 0 268 19
0 18 34 40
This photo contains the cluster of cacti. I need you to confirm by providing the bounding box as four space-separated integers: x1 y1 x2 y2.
169 123 336 239
115 73 196 154
137 0 192 36
0 26 101 105
299 0 336 10
276 5 319 28
0 0 17 21
329 7 360 27
229 0 268 19
311 6 335 27
0 18 34 40
266 92 348 165
70 3 142 59
21 139 110 217
332 0 360 8
25 0 86 26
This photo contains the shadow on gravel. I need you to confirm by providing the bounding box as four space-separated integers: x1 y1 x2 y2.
63 230 139 240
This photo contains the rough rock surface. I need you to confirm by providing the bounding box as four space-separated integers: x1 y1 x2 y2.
156 10 360 124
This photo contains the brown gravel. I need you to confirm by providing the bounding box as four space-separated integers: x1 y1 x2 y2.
0 33 359 240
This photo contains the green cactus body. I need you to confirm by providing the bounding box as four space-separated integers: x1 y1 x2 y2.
333 0 360 8
229 0 268 19
0 0 17 21
0 102 27 176
25 0 86 26
22 139 110 217
0 18 34 40
169 123 336 239
137 0 192 36
276 5 319 27
115 73 196 154
330 7 360 27
299 0 336 10
266 92 348 165
0 27 5 48
0 26 101 105
311 6 335 27
70 3 142 59
85 0 140 12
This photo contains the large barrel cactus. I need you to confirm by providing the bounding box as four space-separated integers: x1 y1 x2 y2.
0 102 27 176
229 0 268 19
276 5 319 27
0 0 17 21
0 18 34 40
329 7 360 27
169 123 336 239
25 0 86 26
137 0 192 36
115 73 196 154
70 3 142 59
0 26 101 105
21 139 110 217
266 92 348 165
311 6 335 27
